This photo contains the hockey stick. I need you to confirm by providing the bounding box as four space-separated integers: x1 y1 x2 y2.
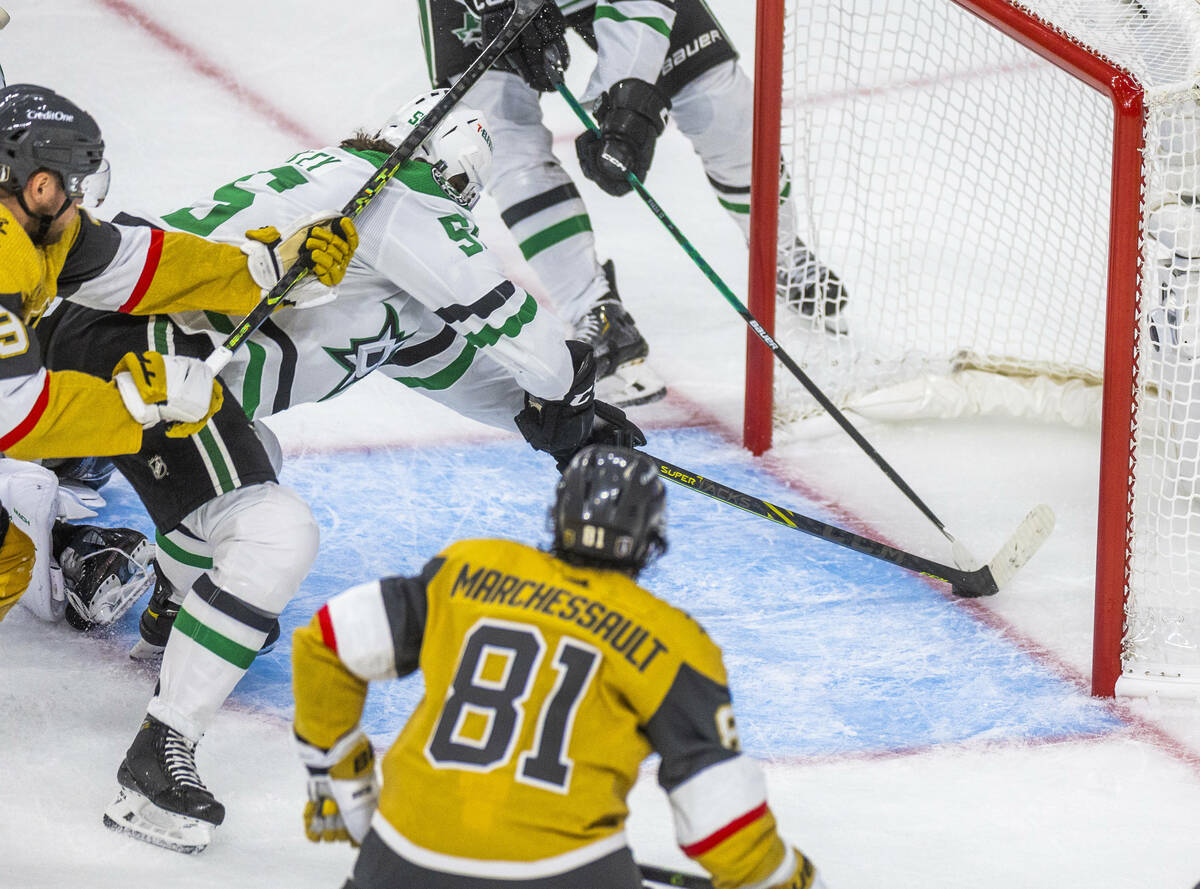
555 81 991 569
203 0 547 374
640 863 713 889
650 452 1054 597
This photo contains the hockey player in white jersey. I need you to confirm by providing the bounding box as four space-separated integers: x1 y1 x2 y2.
39 90 643 854
417 0 850 406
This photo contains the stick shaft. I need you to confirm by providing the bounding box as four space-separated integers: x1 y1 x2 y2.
650 453 998 595
216 0 546 362
639 863 714 889
556 81 954 541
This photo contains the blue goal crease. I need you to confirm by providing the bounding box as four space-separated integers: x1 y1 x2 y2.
87 426 1123 758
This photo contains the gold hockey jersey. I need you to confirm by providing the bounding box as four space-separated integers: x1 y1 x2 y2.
293 538 801 889
0 203 263 459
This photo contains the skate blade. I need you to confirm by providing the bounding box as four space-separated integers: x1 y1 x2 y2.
103 786 213 854
129 637 166 660
597 360 666 408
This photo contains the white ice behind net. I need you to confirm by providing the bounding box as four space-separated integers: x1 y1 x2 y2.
773 0 1200 693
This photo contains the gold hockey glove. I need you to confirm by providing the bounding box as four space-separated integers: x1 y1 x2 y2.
242 214 359 307
112 351 223 437
296 729 379 846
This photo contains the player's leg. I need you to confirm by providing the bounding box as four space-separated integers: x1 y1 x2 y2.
0 458 63 621
468 71 665 405
0 456 153 627
0 505 35 622
664 0 848 332
39 304 310 851
130 420 285 659
106 481 316 851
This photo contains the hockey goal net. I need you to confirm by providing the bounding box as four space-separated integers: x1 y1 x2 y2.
747 0 1200 698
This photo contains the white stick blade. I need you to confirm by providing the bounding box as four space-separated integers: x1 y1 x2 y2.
986 503 1056 589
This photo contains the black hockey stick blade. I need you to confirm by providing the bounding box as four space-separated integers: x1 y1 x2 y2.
640 863 714 889
651 454 1054 597
208 0 547 371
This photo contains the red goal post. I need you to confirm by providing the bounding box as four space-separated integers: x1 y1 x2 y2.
747 0 1200 698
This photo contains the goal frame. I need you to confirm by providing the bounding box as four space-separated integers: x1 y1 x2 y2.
746 0 1145 697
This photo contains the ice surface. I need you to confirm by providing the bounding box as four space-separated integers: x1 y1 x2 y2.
3 2 1200 888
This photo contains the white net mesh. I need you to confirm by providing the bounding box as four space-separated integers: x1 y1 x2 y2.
770 0 1200 694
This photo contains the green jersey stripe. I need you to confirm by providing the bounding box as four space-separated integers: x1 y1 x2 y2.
461 293 538 350
394 343 477 391
156 531 214 569
519 215 593 260
175 607 257 670
593 5 672 37
242 340 267 418
197 426 237 493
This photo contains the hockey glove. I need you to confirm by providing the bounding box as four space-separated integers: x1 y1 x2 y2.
483 1 570 92
113 351 223 438
514 340 597 469
242 213 359 308
590 400 646 450
575 79 671 196
296 729 379 846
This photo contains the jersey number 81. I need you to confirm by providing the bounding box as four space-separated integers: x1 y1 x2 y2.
425 618 600 794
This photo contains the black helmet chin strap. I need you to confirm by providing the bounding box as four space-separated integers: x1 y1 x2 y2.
15 189 72 246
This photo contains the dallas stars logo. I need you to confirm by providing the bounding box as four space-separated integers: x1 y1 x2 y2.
452 9 482 46
322 303 414 399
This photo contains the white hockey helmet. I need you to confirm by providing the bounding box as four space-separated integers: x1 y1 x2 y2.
377 89 493 209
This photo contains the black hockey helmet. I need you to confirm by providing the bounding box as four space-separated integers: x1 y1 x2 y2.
551 445 667 573
0 84 108 205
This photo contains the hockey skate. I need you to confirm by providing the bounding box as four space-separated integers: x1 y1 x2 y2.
573 260 666 407
777 237 850 335
56 523 155 630
103 714 224 854
130 567 281 660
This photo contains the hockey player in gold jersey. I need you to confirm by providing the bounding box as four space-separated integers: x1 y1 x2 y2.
0 82 356 626
292 446 828 889
0 83 356 463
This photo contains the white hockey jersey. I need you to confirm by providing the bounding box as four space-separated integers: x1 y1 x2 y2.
148 146 574 428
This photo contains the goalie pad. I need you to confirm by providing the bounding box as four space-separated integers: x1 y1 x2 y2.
0 459 63 622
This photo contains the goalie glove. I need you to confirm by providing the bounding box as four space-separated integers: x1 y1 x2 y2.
112 351 223 438
242 213 359 309
575 78 671 196
296 729 379 846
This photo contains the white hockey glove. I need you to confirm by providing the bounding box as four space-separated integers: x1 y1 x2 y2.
242 213 359 309
296 729 379 846
112 351 223 439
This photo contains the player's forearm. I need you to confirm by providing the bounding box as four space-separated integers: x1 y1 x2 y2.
0 369 142 460
292 618 370 750
120 232 263 316
66 224 262 317
583 0 675 100
688 809 795 889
